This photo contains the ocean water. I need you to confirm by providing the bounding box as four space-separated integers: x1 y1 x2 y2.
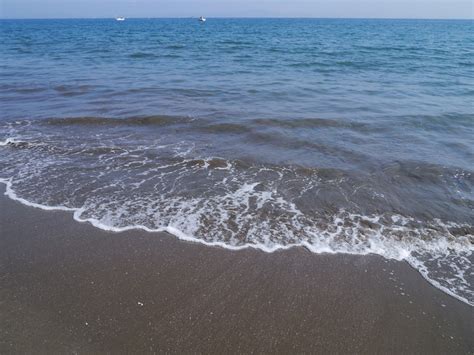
0 19 473 305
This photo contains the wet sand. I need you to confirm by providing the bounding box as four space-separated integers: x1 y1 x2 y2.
0 186 472 353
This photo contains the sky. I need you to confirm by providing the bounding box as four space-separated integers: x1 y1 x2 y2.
1 0 473 19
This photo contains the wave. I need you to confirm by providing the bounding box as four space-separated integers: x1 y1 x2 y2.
0 119 472 306
0 169 472 306
39 113 474 134
44 115 361 130
44 115 194 126
0 137 30 148
1 173 472 256
252 117 373 131
129 52 156 59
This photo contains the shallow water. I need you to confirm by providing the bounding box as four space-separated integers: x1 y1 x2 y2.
0 19 473 305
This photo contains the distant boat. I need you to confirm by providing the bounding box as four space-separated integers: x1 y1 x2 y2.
198 16 206 22
116 17 125 21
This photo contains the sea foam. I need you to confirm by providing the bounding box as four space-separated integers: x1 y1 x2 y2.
1 177 472 306
0 120 472 306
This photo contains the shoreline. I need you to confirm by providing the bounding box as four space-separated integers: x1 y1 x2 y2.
1 185 473 352
1 178 472 307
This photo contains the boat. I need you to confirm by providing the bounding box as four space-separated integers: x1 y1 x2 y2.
116 17 125 21
198 16 206 22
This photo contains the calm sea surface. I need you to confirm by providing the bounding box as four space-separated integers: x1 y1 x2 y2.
0 19 473 304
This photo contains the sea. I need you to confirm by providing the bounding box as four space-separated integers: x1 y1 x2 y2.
0 18 472 305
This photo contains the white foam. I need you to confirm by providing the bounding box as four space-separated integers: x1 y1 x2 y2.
407 256 473 306
0 177 472 307
0 138 22 146
1 178 76 212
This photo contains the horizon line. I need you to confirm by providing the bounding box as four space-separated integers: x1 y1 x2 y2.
0 16 473 21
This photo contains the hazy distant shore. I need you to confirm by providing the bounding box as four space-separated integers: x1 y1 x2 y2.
0 185 472 353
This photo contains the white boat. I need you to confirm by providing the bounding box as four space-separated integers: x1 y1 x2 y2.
116 17 125 21
198 16 206 22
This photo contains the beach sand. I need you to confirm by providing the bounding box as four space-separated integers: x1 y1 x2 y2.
0 186 472 353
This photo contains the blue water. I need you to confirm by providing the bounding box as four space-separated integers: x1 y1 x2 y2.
1 19 473 119
0 19 473 305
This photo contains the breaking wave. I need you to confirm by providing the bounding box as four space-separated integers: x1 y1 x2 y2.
0 122 472 306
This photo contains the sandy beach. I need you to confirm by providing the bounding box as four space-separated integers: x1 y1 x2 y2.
0 185 472 353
